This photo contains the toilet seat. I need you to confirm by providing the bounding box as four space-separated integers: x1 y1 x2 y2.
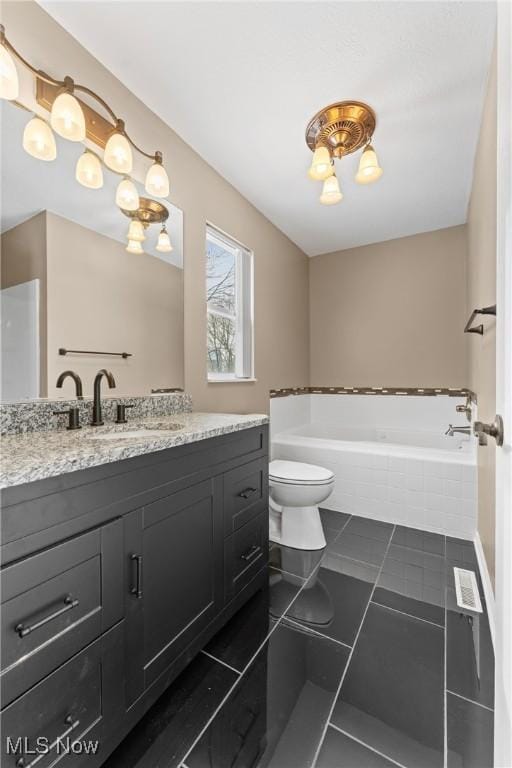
269 459 334 487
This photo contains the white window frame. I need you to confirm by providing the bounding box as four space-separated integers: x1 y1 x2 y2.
206 223 254 382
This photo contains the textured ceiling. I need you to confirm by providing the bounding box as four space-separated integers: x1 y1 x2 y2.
39 1 496 256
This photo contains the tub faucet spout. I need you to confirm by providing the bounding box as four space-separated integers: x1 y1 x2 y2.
445 424 472 436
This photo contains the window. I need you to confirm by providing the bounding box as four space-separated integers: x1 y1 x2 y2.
206 224 253 381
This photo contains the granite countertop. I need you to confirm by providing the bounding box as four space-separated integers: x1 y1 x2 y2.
0 412 269 489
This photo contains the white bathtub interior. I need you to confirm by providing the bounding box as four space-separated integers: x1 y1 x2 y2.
270 394 477 539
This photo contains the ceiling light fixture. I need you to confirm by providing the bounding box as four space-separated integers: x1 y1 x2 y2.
306 100 382 205
76 150 103 189
116 177 139 211
156 225 173 253
0 23 171 210
126 239 144 255
127 219 146 243
121 197 171 255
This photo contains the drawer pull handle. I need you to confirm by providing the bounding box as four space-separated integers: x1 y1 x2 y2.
131 554 143 599
238 487 258 500
15 595 79 639
15 715 80 767
240 544 262 562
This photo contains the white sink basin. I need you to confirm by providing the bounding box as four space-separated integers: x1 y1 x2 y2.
86 425 182 441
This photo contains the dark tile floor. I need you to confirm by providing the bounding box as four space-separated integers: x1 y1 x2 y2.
102 511 494 768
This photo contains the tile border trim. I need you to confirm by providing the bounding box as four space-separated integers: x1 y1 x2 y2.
270 386 476 400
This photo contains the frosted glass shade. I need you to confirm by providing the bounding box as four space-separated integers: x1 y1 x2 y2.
22 117 56 161
308 145 332 181
50 92 86 141
145 161 169 198
104 131 133 174
156 227 173 253
127 219 145 242
0 44 19 100
320 174 343 205
76 151 103 189
116 178 139 211
355 144 383 184
126 239 144 255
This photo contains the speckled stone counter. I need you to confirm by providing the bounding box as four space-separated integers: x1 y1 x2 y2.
0 412 269 489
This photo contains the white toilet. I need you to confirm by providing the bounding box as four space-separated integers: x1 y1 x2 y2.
269 459 335 550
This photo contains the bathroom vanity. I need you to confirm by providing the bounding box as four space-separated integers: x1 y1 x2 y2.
0 414 269 767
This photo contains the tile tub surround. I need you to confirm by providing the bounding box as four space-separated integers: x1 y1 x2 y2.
0 412 268 488
100 513 493 768
271 394 478 539
0 392 192 435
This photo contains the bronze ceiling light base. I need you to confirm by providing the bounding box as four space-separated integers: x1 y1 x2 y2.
305 101 376 158
121 197 169 227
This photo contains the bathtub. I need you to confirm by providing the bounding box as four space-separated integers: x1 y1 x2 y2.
271 395 477 539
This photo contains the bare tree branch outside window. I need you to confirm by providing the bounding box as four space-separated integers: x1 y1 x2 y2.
206 239 237 374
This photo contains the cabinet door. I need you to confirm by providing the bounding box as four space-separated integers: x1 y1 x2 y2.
124 478 224 705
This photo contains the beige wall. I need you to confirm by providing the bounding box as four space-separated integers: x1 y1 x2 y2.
45 213 184 398
309 226 468 388
2 1 310 414
1 212 48 395
467 47 497 585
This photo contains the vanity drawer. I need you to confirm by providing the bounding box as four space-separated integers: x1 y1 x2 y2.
1 519 123 707
225 513 268 601
1 622 124 768
223 457 268 535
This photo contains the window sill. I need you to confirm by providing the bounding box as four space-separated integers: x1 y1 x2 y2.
208 377 258 384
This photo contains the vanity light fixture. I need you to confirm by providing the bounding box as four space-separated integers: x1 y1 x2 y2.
22 116 56 161
156 225 173 253
0 24 171 204
76 150 103 189
116 177 139 211
306 100 383 205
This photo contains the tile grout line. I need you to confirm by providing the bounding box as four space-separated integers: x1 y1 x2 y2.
200 649 242 676
311 524 397 768
369 600 445 630
179 564 323 766
328 723 408 768
281 616 352 650
446 689 495 713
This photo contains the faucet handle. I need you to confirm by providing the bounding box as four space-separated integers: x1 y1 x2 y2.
115 403 135 424
53 407 81 431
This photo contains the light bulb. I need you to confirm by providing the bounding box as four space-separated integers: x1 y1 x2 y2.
104 131 132 174
127 219 145 242
355 144 383 184
50 91 86 141
22 116 56 161
116 178 139 211
0 44 19 100
76 151 103 189
156 226 173 253
308 145 332 181
126 239 144 255
145 160 169 198
320 173 343 205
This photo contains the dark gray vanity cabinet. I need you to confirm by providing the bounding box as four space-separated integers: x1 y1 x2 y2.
0 425 269 768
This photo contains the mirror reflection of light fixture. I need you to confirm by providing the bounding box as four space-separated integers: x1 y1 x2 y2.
0 37 18 100
50 88 86 141
126 239 144 255
145 154 169 198
22 116 56 161
116 177 139 211
104 126 133 174
306 101 382 205
76 150 103 189
0 23 171 213
156 225 173 253
127 219 145 243
320 173 343 205
355 143 383 184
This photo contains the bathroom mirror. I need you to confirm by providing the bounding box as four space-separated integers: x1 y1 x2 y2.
0 100 184 401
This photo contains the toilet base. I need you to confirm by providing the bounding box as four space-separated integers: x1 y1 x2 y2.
270 504 326 551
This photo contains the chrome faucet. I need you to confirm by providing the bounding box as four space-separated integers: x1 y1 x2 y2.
91 369 116 426
445 424 472 436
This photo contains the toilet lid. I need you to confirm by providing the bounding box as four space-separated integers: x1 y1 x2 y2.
269 460 334 485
